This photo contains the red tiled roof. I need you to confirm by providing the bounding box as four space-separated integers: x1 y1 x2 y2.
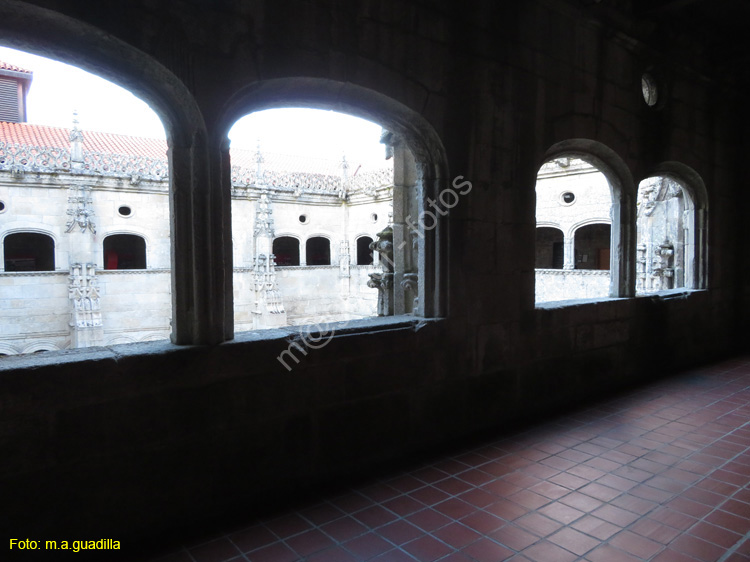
0 121 391 175
0 60 32 74
0 121 167 159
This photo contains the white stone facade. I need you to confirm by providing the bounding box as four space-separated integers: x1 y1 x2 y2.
535 158 612 303
0 131 395 354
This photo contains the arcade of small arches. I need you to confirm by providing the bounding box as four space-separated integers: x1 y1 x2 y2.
534 155 708 304
0 38 708 355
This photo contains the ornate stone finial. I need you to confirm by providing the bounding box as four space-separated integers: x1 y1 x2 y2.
70 110 84 164
255 139 264 184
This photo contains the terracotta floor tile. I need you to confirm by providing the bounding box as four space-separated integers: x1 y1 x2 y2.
376 519 424 546
460 537 514 562
689 521 742 549
610 492 658 515
433 498 476 520
406 508 452 532
669 534 727 561
721 498 750 518
578 482 621 502
529 481 570 500
402 535 454 561
521 539 578 562
459 511 506 534
285 529 334 557
369 548 416 562
515 512 563 538
342 533 393 559
584 543 644 562
547 527 600 556
245 542 299 562
306 546 359 562
432 522 482 549
558 491 604 513
538 502 585 525
484 498 529 521
508 489 551 510
143 356 750 562
408 486 451 506
351 504 398 529
649 507 699 531
457 488 497 508
549 471 590 490
382 494 425 517
489 523 540 551
609 530 663 559
434 477 474 497
705 509 750 535
571 515 621 540
666 496 715 518
321 516 368 543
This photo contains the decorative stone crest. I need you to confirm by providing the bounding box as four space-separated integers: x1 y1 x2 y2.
68 263 102 328
253 187 274 237
65 185 96 234
368 226 395 316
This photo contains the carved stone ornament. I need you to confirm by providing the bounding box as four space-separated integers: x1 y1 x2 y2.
68 263 102 328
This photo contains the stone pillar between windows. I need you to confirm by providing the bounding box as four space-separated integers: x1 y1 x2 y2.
390 139 419 315
563 234 575 270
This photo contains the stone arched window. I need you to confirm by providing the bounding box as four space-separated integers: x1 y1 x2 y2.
273 237 300 266
535 227 564 269
3 232 55 271
574 224 611 270
306 237 331 266
356 236 374 266
103 234 147 270
636 166 708 294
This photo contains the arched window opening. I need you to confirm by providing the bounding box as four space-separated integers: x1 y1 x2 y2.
535 156 614 304
103 234 146 270
574 224 611 270
273 237 300 266
0 45 170 354
636 174 705 294
306 237 331 266
3 232 54 271
535 227 564 269
356 236 374 266
228 107 414 332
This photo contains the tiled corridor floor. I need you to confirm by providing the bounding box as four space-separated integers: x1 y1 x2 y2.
151 356 750 562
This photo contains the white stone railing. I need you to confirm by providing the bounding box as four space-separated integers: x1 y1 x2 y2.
535 268 610 303
1 140 392 193
0 141 169 181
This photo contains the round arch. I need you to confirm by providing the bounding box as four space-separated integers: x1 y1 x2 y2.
218 77 450 317
640 162 708 290
0 2 202 146
541 139 636 297
0 343 19 356
0 1 226 345
568 218 612 240
22 342 61 354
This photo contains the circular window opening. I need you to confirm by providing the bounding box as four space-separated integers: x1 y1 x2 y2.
118 205 133 217
371 213 378 222
561 192 576 204
299 214 308 224
642 73 658 107
0 201 6 213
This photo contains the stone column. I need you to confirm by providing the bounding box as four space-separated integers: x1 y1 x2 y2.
563 234 575 270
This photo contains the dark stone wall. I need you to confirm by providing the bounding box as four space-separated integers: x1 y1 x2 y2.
0 0 745 548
